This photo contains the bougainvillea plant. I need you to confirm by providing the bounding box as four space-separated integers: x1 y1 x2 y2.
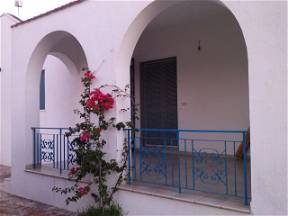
52 69 130 211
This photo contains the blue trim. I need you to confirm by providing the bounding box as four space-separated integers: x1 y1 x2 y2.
127 129 131 184
184 140 188 188
242 132 249 205
124 128 247 133
39 70 45 110
31 127 69 130
32 128 36 168
233 141 238 196
224 141 228 194
177 131 181 193
59 128 62 175
191 140 195 190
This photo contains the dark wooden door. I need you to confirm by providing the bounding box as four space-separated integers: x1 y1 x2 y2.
140 57 178 145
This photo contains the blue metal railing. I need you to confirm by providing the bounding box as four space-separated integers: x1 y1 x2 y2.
32 127 76 174
31 127 250 205
125 128 250 205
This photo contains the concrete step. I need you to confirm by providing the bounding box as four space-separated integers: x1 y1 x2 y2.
0 177 11 193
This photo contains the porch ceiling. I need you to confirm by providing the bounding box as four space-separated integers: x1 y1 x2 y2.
146 1 228 32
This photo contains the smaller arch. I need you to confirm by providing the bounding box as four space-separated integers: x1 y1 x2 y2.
27 31 88 81
24 30 88 164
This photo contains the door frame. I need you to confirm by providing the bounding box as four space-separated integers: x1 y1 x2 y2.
139 56 178 146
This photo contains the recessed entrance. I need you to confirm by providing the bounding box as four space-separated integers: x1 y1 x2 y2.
125 0 251 206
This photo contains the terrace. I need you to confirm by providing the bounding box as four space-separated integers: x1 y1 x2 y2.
28 127 250 212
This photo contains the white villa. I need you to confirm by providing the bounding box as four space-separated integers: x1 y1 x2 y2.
0 0 287 215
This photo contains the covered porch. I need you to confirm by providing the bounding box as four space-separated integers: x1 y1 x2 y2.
125 0 250 207
28 0 251 211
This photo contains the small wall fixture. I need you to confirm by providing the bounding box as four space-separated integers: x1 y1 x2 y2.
197 40 202 51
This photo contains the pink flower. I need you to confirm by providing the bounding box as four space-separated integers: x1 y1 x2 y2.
68 165 80 176
83 71 95 80
85 98 95 109
76 185 90 197
80 131 90 142
90 89 105 101
84 89 114 111
101 94 114 110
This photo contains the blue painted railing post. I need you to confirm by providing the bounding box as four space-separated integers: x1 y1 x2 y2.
184 139 188 188
191 140 195 190
56 134 59 169
133 136 137 181
127 129 131 185
139 135 142 181
224 141 228 195
233 141 238 196
53 134 55 168
32 128 36 168
242 131 248 205
164 137 168 185
66 136 69 170
59 128 62 175
39 133 42 167
63 135 66 170
177 130 181 193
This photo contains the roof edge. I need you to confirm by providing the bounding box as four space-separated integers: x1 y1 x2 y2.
11 0 87 28
0 13 22 22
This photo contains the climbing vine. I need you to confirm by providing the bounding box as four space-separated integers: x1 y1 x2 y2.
52 69 130 211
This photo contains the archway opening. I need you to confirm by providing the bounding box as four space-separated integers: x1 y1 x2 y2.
123 0 251 206
25 31 87 173
39 54 82 128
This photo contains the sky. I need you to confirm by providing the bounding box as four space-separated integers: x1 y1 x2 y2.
0 0 74 20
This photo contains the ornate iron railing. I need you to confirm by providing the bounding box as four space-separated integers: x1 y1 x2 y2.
31 127 77 174
31 127 250 205
125 128 250 205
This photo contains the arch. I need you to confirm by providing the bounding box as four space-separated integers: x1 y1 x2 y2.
24 30 88 164
27 31 88 83
113 0 250 135
114 0 248 88
113 0 251 204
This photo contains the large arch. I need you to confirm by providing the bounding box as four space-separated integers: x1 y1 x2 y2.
113 0 249 150
114 1 288 214
114 0 251 207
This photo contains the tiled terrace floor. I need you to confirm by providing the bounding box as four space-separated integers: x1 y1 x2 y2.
0 165 75 216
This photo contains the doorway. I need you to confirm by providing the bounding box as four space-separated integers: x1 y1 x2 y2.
140 57 178 145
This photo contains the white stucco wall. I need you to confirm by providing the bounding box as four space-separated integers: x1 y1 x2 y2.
133 8 249 131
0 14 19 166
0 17 2 162
8 0 287 215
40 55 82 128
223 1 287 214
